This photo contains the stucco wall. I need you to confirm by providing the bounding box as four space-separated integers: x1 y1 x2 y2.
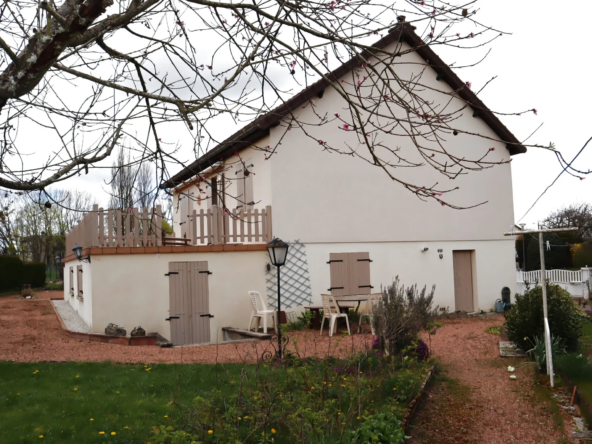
88 251 268 342
266 40 515 244
302 239 517 313
63 260 93 329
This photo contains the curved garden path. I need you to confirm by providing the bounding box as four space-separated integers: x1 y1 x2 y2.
409 316 578 444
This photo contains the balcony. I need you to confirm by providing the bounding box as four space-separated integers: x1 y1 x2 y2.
65 204 272 253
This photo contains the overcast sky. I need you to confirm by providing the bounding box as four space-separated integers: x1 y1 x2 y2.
59 0 592 229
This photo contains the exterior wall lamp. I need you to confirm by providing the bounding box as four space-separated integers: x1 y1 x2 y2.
72 244 91 263
266 237 289 359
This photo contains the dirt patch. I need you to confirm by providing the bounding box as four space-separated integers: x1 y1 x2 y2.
409 316 577 444
0 292 371 364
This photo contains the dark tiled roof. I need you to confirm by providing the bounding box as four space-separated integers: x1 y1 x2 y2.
162 21 525 189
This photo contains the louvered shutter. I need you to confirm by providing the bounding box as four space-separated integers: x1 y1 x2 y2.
328 253 349 296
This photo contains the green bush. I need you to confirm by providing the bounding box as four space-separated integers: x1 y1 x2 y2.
0 255 24 292
504 284 584 351
573 243 592 269
23 262 46 288
555 353 592 383
350 412 406 444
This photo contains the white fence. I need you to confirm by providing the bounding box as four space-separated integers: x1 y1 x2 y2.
517 268 592 298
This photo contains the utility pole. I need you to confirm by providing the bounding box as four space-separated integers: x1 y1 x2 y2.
504 226 578 388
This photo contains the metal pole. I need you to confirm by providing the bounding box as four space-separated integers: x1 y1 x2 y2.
276 265 282 359
538 232 554 387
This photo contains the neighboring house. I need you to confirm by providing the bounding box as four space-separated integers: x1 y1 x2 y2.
62 19 524 346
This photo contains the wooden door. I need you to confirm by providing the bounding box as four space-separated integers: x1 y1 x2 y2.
453 251 474 312
168 261 211 345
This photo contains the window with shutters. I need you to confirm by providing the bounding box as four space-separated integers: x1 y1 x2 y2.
77 265 84 301
328 252 373 296
69 267 74 297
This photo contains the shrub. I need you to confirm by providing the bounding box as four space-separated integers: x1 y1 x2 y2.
0 255 23 292
372 277 438 356
526 335 566 372
350 412 406 444
23 262 46 288
504 284 584 351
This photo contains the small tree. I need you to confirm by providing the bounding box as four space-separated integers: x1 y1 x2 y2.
372 277 438 356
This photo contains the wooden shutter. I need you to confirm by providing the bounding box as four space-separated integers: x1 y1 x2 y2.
328 253 349 296
211 178 218 206
349 252 373 295
77 265 83 299
179 193 188 237
236 168 244 210
69 267 74 296
329 252 372 295
244 160 254 207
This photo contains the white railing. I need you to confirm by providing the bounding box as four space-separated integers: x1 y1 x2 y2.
520 269 582 284
517 268 591 298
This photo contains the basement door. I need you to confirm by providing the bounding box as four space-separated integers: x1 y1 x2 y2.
452 251 474 312
168 262 211 345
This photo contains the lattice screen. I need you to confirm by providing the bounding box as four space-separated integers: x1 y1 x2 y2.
266 240 313 309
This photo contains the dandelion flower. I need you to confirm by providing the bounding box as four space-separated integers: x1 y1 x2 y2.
90 418 94 421
39 435 43 438
124 426 129 429
111 432 116 435
238 417 241 420
208 430 213 434
311 386 315 390
76 375 80 378
99 431 105 434
74 388 78 391
357 416 360 419
271 429 276 434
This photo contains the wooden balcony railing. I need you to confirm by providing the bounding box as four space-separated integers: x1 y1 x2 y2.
65 204 273 252
65 205 164 252
181 205 273 246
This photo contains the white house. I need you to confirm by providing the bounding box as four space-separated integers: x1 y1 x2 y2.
62 19 525 346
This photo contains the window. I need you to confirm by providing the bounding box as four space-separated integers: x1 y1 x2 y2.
69 267 74 297
77 265 84 300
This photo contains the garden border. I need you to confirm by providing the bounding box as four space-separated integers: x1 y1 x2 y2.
401 365 436 432
49 298 159 346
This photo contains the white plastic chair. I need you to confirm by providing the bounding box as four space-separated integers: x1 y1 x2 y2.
358 293 382 334
320 295 350 337
248 291 277 334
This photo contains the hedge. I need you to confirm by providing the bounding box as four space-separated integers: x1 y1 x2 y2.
23 262 46 288
0 256 24 292
0 256 46 292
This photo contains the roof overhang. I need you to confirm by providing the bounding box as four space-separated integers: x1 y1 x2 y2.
162 21 526 189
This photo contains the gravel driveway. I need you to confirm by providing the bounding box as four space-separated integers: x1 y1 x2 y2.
0 292 371 363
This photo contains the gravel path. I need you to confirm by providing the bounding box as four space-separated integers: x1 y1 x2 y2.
51 300 90 333
0 292 371 363
409 316 577 444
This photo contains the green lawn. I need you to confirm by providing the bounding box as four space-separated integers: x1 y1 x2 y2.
0 361 243 444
